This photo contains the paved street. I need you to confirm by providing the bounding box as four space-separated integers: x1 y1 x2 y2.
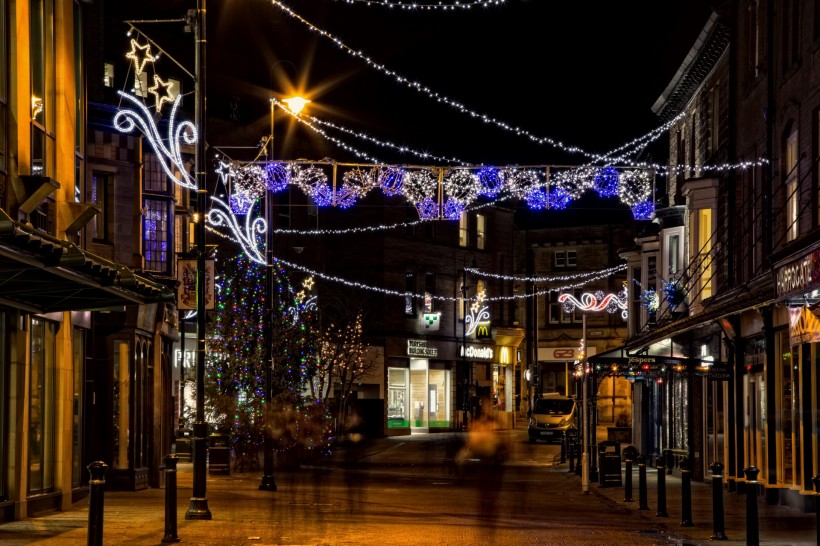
0 430 816 545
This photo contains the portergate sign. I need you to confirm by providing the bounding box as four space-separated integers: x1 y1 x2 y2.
776 249 820 298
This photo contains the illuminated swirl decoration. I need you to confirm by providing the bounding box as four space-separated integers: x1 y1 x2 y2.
207 196 265 265
113 91 197 190
559 287 628 320
465 289 491 337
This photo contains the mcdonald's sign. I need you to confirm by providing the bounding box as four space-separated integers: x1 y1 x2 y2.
475 321 492 339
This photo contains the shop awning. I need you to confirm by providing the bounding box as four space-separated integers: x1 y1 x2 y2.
0 208 175 313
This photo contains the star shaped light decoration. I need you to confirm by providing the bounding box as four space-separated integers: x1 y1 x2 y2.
302 277 314 291
470 288 486 315
125 39 157 75
148 75 175 113
295 290 307 305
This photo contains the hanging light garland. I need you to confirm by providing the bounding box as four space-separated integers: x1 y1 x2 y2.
268 1 769 174
558 287 629 320
333 0 507 10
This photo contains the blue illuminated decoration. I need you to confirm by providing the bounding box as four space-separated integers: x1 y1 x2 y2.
378 166 404 196
477 166 503 197
417 197 438 220
265 162 290 192
631 200 654 219
229 193 254 215
548 187 573 210
525 187 548 210
593 166 620 198
443 197 466 220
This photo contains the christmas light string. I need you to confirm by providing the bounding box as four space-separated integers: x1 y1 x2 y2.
268 1 769 173
466 263 627 284
206 223 622 303
334 0 507 10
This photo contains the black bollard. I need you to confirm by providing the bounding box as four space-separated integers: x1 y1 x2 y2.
560 435 567 464
656 459 668 517
568 440 575 473
87 461 108 546
813 475 820 546
680 457 693 527
624 456 634 502
663 448 673 475
710 461 727 540
638 455 649 510
162 454 181 543
744 466 760 546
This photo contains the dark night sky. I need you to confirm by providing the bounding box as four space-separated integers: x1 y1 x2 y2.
117 0 719 168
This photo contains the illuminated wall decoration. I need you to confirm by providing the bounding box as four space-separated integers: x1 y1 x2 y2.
465 289 491 337
558 287 628 320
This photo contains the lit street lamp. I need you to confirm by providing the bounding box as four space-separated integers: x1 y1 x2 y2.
259 94 309 491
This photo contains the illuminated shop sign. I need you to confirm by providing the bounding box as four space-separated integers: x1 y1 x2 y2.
775 249 820 298
460 345 494 360
407 339 438 357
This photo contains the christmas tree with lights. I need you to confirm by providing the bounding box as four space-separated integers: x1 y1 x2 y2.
197 254 332 470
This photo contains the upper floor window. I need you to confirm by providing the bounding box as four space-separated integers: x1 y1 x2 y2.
0 0 7 176
91 173 109 241
30 0 56 178
144 153 168 193
104 63 114 88
746 0 762 80
476 214 485 250
144 198 170 273
424 273 436 312
555 250 576 269
405 272 416 316
666 233 681 276
785 126 799 242
459 213 468 247
708 82 720 155
782 0 800 73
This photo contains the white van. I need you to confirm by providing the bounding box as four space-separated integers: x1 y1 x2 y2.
527 393 577 444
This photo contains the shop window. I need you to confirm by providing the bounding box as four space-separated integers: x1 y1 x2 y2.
29 317 56 495
72 327 85 488
112 340 131 469
387 368 408 427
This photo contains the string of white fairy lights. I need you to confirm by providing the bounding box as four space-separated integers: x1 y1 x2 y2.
268 0 769 174
206 225 620 303
333 0 507 10
467 263 627 284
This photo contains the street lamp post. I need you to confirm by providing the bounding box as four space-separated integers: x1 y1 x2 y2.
186 0 211 520
461 253 476 430
259 94 309 491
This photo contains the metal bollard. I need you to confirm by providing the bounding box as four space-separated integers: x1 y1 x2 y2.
744 466 760 546
87 461 108 546
656 459 668 517
568 440 575 473
560 435 567 464
638 455 649 510
710 461 727 540
812 475 820 546
624 455 634 502
162 454 181 543
680 456 693 527
663 448 673 475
